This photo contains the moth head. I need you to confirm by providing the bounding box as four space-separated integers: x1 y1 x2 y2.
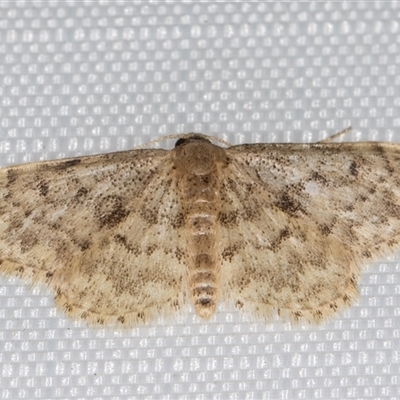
175 134 211 148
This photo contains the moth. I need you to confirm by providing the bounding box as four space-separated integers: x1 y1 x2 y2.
0 133 399 326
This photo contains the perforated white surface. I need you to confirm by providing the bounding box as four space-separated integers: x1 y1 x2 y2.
0 2 400 399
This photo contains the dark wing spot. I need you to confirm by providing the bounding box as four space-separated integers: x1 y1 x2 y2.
269 227 292 252
169 211 184 229
235 300 244 309
349 161 358 176
274 192 307 217
6 169 18 187
114 234 140 255
73 239 91 251
309 171 328 185
218 211 238 227
46 158 82 171
94 195 129 228
221 243 242 262
75 187 88 202
38 180 49 196
139 206 159 225
19 231 39 253
318 223 332 236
